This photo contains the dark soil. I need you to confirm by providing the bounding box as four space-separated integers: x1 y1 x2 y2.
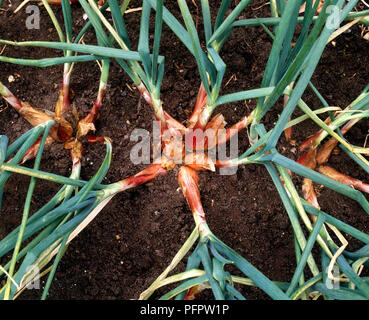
0 0 369 300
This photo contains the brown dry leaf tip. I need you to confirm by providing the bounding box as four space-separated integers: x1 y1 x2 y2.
20 136 55 164
77 120 96 139
184 153 215 172
318 165 369 193
302 178 320 209
297 147 317 170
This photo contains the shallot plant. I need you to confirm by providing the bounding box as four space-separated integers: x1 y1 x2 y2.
1 0 369 300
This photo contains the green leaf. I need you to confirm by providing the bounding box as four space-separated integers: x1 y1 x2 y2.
201 0 212 43
214 0 231 31
286 213 325 296
138 0 153 80
177 0 212 95
108 0 131 48
152 0 164 84
208 0 253 46
212 236 290 300
314 283 367 300
0 55 103 68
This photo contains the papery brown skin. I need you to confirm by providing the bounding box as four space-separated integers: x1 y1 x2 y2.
54 116 74 142
184 153 215 172
77 120 97 139
299 106 353 153
17 102 72 142
20 136 55 164
54 83 75 141
18 102 53 126
1 83 72 142
205 113 226 131
20 102 72 142
178 166 203 208
298 148 320 210
315 137 338 165
302 178 320 209
284 126 293 142
54 89 71 139
77 88 106 138
297 147 317 170
318 165 369 194
299 117 334 152
316 119 358 165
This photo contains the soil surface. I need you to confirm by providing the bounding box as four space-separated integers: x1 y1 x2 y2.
0 0 369 300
